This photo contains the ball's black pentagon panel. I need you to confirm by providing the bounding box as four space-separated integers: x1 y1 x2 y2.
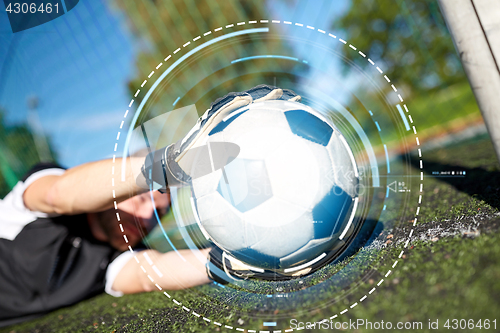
284 110 333 146
311 185 352 238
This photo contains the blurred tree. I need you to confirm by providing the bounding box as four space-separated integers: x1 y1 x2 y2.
0 108 57 198
334 0 465 96
113 0 297 121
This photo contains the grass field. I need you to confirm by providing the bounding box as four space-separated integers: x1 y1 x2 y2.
2 134 499 333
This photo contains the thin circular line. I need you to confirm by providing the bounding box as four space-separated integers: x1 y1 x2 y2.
110 19 423 333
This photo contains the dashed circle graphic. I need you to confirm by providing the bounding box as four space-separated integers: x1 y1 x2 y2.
110 19 424 332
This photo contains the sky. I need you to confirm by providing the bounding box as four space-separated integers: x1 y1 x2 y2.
266 0 360 104
0 0 137 167
0 0 353 168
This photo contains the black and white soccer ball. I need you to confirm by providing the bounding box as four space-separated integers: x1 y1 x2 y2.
190 100 359 276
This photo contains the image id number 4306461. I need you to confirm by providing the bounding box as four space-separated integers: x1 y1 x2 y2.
5 2 59 14
443 319 496 330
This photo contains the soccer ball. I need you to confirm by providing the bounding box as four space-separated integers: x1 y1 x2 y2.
190 100 359 276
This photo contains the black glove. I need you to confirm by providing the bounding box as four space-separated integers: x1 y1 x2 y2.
139 84 301 191
206 246 306 283
206 246 263 284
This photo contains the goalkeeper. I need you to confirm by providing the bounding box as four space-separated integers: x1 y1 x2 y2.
0 85 299 327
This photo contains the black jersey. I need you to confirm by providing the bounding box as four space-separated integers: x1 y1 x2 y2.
0 164 122 327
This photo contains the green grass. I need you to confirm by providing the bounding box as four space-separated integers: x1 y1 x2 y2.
406 82 480 134
3 136 499 333
355 81 482 152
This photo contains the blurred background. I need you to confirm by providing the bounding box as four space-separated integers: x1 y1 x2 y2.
0 0 483 199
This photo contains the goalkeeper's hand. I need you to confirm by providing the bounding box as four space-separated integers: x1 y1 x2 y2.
140 84 301 191
206 246 290 283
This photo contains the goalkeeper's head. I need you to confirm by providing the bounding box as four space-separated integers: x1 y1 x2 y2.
87 191 170 251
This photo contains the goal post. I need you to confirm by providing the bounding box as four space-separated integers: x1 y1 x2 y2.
438 0 500 163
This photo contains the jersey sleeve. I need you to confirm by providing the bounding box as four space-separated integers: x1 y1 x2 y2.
0 164 65 241
104 250 136 297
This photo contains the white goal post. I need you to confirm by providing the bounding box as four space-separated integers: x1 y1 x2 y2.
438 0 500 163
